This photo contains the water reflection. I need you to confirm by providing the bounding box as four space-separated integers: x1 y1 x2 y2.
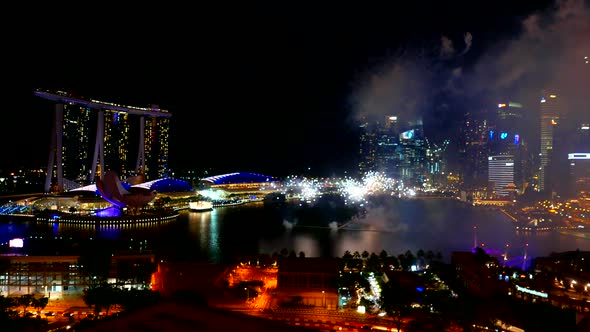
2 199 590 267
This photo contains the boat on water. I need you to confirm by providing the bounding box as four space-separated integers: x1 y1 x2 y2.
189 201 213 212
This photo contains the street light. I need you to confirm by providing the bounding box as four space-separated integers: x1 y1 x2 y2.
245 287 249 302
322 290 325 308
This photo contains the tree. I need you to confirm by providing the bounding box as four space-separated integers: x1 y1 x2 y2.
417 249 425 267
366 252 381 271
279 248 289 257
0 296 18 318
379 250 388 260
380 279 416 332
32 297 48 314
425 250 435 264
83 283 119 316
361 250 370 259
18 294 35 316
298 251 306 258
343 251 353 260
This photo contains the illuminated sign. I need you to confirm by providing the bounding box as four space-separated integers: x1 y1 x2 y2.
505 163 514 166
568 153 590 160
515 285 548 298
551 119 557 125
500 132 508 140
489 130 494 139
541 97 546 103
508 102 522 108
581 125 589 130
388 116 397 121
400 129 414 140
9 238 23 248
514 134 520 145
498 103 506 108
549 94 557 98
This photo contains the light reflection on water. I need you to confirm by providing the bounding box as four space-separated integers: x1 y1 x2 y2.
2 198 590 267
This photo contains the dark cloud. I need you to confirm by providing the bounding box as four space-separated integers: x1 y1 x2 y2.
467 0 590 118
349 0 589 140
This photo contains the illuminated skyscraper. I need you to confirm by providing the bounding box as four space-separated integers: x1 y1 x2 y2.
358 115 430 185
488 155 515 197
489 101 531 193
61 104 92 183
358 121 377 176
141 114 170 179
539 93 560 192
459 111 491 188
36 89 171 192
103 110 131 178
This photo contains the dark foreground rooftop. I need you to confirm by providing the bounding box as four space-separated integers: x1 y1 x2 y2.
73 299 313 332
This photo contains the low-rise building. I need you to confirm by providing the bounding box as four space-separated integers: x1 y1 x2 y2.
276 257 339 309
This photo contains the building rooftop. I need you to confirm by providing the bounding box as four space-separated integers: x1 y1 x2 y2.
278 257 340 274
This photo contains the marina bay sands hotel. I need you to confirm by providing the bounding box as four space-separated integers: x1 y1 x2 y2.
34 89 172 193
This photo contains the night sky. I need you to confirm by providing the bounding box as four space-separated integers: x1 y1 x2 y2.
2 1 588 177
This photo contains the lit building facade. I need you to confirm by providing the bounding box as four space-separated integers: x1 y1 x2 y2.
358 115 431 185
539 93 560 192
104 110 131 179
61 104 92 183
459 111 492 188
0 254 155 300
143 116 170 179
35 89 172 192
488 155 515 197
569 153 590 197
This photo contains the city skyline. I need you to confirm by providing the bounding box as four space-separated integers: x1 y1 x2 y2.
2 0 588 178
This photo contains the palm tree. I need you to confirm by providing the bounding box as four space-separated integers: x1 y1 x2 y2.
361 250 370 259
426 250 435 264
417 249 425 268
343 250 353 260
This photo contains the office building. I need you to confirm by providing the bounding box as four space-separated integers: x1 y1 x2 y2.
488 155 515 197
539 93 560 192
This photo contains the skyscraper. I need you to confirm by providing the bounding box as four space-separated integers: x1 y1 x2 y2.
539 92 560 192
488 155 515 197
459 111 491 188
489 101 531 193
36 89 171 192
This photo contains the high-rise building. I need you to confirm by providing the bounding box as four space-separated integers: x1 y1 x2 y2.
539 93 560 192
358 115 399 177
488 155 515 197
61 104 93 183
358 121 378 176
143 114 170 179
358 115 430 185
35 89 172 192
103 110 131 179
459 111 492 188
568 153 590 197
488 101 532 194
